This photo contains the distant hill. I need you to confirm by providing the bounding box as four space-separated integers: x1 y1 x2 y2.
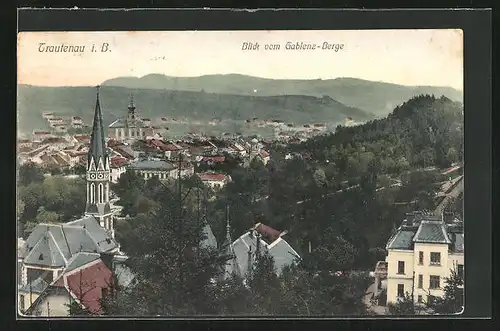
102 74 463 117
17 85 372 135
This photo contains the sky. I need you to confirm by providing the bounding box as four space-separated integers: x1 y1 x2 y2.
17 29 463 90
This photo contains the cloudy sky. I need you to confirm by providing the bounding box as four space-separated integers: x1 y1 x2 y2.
17 29 463 90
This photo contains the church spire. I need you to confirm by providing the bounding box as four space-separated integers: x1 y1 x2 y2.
85 86 113 237
128 92 135 112
88 86 107 168
224 204 231 245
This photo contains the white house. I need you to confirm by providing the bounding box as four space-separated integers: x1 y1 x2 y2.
384 211 464 307
197 172 231 190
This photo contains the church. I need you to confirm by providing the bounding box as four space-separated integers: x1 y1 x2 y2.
108 94 155 142
17 87 128 316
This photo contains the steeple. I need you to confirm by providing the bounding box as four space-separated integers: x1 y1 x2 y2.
85 86 113 237
223 205 231 246
220 204 241 280
127 93 136 113
88 86 108 169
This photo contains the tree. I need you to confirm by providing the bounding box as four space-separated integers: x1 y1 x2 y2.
247 251 283 315
18 162 45 186
67 299 92 316
34 206 60 224
387 292 417 315
103 177 234 316
428 268 464 314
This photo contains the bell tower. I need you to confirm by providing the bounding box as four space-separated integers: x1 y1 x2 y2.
126 93 136 126
85 86 114 238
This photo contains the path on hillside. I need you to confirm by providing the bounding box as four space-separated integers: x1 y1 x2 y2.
434 176 464 215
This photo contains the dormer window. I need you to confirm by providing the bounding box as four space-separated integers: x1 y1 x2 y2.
38 253 43 260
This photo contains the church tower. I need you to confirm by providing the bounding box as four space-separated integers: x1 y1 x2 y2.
85 86 114 238
126 93 136 127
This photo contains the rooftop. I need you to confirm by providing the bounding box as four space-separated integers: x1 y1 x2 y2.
386 211 462 251
198 172 227 182
129 159 175 171
21 216 118 269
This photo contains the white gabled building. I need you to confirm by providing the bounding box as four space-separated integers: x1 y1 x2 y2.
384 211 464 307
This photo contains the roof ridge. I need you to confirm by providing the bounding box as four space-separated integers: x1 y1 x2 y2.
47 229 68 265
23 233 47 264
83 227 101 252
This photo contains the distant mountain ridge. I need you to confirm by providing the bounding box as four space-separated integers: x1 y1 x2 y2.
102 74 463 117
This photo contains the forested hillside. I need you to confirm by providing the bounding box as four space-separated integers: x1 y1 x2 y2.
17 84 371 135
103 74 463 117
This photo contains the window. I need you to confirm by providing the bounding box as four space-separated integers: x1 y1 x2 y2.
429 275 440 289
417 295 423 303
397 284 405 298
397 261 405 274
418 251 424 265
418 274 423 288
99 183 104 203
90 183 95 203
457 264 464 278
430 252 441 265
20 294 25 311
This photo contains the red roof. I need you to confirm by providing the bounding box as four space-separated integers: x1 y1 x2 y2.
163 144 181 151
64 259 113 315
253 223 281 243
107 139 122 148
198 172 227 182
201 156 225 163
441 166 460 175
148 139 166 148
34 131 51 135
111 156 129 168
72 116 82 120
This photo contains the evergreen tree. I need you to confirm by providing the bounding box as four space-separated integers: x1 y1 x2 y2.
428 268 464 314
103 177 234 316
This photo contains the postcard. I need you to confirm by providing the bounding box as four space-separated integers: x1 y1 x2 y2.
17 24 467 318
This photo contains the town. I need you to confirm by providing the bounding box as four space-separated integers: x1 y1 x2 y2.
17 86 464 317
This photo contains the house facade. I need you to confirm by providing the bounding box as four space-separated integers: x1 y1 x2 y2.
197 172 231 190
384 211 464 306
